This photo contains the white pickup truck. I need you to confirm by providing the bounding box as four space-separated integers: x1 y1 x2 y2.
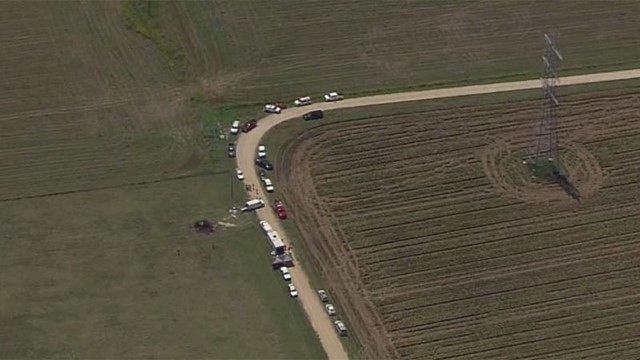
280 266 292 281
264 104 282 114
294 96 312 106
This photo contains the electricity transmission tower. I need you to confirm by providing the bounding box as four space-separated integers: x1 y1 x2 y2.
533 33 563 165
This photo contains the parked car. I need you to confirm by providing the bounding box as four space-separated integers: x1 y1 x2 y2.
294 96 312 107
235 168 244 180
273 200 287 220
303 110 323 121
264 104 282 114
288 283 298 297
325 303 336 316
334 320 347 336
242 120 257 133
256 158 273 170
263 178 274 192
230 120 240 135
317 289 329 302
280 266 291 281
274 101 288 109
257 145 267 158
227 143 236 157
324 91 344 102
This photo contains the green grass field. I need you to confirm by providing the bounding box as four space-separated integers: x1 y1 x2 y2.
0 174 323 358
0 1 321 358
136 0 640 102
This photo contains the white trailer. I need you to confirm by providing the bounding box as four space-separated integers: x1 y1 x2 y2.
267 230 286 255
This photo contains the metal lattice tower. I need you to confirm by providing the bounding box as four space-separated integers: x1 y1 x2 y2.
533 33 563 164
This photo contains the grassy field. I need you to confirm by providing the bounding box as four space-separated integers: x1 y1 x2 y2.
266 80 640 358
135 0 640 102
0 1 322 358
0 174 324 359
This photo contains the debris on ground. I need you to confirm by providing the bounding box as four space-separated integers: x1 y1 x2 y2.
193 219 216 234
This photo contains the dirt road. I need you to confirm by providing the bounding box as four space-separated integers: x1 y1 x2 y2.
235 69 640 360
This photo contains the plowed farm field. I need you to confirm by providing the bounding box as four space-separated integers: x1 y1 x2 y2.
273 84 640 359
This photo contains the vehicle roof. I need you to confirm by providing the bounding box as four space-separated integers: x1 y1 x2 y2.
231 120 240 126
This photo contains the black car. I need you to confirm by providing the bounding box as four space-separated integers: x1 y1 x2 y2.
227 143 236 157
242 120 257 133
255 158 273 170
303 110 323 121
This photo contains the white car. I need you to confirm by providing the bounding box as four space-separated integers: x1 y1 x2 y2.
257 145 266 158
263 178 274 192
288 283 298 297
334 320 347 336
294 96 312 106
230 120 240 135
324 92 343 102
325 303 336 316
280 266 291 281
317 289 329 302
235 168 244 180
264 104 282 114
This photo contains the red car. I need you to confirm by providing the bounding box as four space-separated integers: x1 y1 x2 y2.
242 120 257 133
273 200 287 220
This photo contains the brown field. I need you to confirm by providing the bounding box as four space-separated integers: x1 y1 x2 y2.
274 85 640 359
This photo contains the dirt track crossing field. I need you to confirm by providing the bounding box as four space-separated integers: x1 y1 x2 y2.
237 70 640 359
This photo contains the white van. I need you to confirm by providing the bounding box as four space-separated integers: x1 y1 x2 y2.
242 198 265 211
230 120 240 135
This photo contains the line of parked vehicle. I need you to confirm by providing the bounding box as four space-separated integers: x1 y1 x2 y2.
231 91 348 337
229 91 342 158
263 91 343 114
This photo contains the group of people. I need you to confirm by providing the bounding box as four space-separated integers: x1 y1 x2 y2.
245 183 259 195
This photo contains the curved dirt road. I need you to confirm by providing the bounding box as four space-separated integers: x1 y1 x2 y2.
235 69 640 360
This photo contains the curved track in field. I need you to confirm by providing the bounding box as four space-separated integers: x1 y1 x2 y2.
235 69 640 359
